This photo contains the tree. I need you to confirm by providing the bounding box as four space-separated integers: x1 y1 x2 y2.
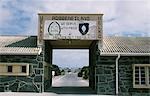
61 69 65 75
52 64 61 76
77 66 89 79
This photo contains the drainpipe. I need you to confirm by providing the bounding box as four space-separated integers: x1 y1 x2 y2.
116 54 120 95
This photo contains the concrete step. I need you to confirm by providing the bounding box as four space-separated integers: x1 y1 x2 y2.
45 87 96 94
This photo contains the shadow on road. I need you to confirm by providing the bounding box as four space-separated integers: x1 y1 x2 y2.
45 87 96 94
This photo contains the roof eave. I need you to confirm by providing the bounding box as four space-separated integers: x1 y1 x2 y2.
100 53 150 56
0 53 38 55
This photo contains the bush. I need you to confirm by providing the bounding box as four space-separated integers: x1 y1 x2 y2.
52 64 61 76
83 74 88 79
61 70 65 75
77 71 82 77
77 66 89 79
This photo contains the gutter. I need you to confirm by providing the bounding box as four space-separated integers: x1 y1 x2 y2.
116 54 120 95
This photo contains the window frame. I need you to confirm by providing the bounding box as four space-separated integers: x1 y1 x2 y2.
0 63 29 76
133 64 150 88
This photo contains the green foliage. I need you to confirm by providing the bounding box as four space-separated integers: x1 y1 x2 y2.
77 71 82 77
77 66 89 79
52 64 61 76
61 69 65 75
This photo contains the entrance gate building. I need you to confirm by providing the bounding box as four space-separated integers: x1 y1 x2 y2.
37 13 103 93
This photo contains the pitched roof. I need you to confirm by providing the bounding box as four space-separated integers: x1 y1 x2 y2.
0 36 149 55
0 36 39 55
100 37 150 56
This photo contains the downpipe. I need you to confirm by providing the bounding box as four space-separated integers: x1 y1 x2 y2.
116 54 120 95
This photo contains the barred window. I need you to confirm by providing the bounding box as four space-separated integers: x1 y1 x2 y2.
133 64 150 88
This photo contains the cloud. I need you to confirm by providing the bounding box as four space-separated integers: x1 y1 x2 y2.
0 0 42 35
104 0 150 36
0 0 149 68
0 0 149 36
53 49 89 68
0 0 13 29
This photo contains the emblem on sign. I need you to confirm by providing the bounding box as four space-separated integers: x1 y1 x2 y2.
79 23 89 35
48 21 61 35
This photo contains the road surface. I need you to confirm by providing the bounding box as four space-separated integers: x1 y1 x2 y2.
46 73 93 94
52 72 89 87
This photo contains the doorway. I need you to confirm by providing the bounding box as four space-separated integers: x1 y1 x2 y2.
43 40 97 94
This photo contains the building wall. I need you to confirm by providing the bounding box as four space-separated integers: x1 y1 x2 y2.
118 56 150 96
0 55 39 92
89 42 97 90
0 54 150 95
44 41 52 90
96 56 116 95
96 56 150 96
0 55 36 63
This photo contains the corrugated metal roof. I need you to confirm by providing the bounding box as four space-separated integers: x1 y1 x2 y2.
0 36 39 55
100 37 150 55
0 47 39 55
0 36 149 55
0 36 27 47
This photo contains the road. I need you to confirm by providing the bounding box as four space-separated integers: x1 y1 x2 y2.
52 72 89 87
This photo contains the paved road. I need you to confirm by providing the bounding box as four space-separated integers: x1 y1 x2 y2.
52 73 89 87
47 73 95 94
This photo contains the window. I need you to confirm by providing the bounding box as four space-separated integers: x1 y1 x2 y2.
21 66 26 73
133 64 150 88
8 66 12 72
0 63 29 76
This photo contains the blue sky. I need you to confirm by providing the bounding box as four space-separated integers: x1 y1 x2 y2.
0 0 149 68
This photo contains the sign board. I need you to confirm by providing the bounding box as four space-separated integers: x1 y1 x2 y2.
38 14 103 45
44 20 97 39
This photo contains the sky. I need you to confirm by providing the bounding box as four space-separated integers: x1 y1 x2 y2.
0 0 150 68
53 49 89 68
